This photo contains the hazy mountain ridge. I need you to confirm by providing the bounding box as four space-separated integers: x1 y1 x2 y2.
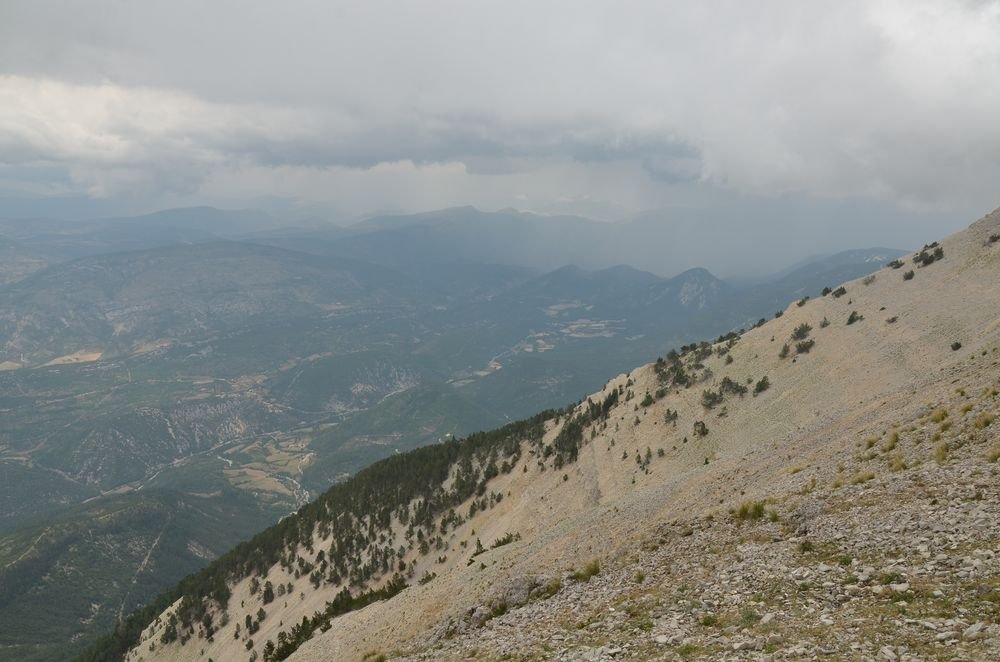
0 241 410 366
87 209 1000 661
318 206 912 278
0 234 49 287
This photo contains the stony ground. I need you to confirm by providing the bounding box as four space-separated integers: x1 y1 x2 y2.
399 386 1000 661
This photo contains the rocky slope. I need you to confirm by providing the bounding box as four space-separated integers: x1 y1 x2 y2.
114 209 1000 662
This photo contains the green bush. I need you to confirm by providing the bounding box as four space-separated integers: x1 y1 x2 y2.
847 311 863 325
573 559 601 582
734 500 766 520
753 376 770 395
791 323 812 340
701 390 723 409
903 270 914 280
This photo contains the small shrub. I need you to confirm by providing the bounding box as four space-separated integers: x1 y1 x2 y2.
822 286 832 296
934 442 949 464
791 323 812 340
490 532 521 549
819 317 830 328
693 420 709 437
700 614 719 627
832 286 847 298
778 343 790 359
677 643 700 658
879 571 904 586
887 259 904 269
929 408 948 423
851 471 875 484
846 311 863 325
544 577 562 597
573 559 601 582
951 341 962 351
797 296 809 307
863 274 877 285
798 540 815 553
974 413 995 429
903 270 915 280
753 376 770 395
701 389 723 408
795 339 815 354
886 316 898 324
734 500 766 521
989 233 1000 244
914 245 944 266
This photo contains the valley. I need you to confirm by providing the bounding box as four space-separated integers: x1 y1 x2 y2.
75 209 1000 662
0 208 907 660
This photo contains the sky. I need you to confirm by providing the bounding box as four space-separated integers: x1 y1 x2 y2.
1 0 998 244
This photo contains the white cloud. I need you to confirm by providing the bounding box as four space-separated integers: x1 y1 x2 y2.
0 0 997 216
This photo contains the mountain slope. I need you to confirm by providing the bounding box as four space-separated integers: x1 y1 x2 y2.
91 208 1000 661
1 488 276 662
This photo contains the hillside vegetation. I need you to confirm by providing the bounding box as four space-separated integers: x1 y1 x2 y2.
78 209 1000 661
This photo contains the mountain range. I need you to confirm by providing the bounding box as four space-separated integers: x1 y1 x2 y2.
73 206 1000 662
0 206 911 660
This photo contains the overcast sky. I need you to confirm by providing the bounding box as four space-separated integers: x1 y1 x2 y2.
1 1 998 240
